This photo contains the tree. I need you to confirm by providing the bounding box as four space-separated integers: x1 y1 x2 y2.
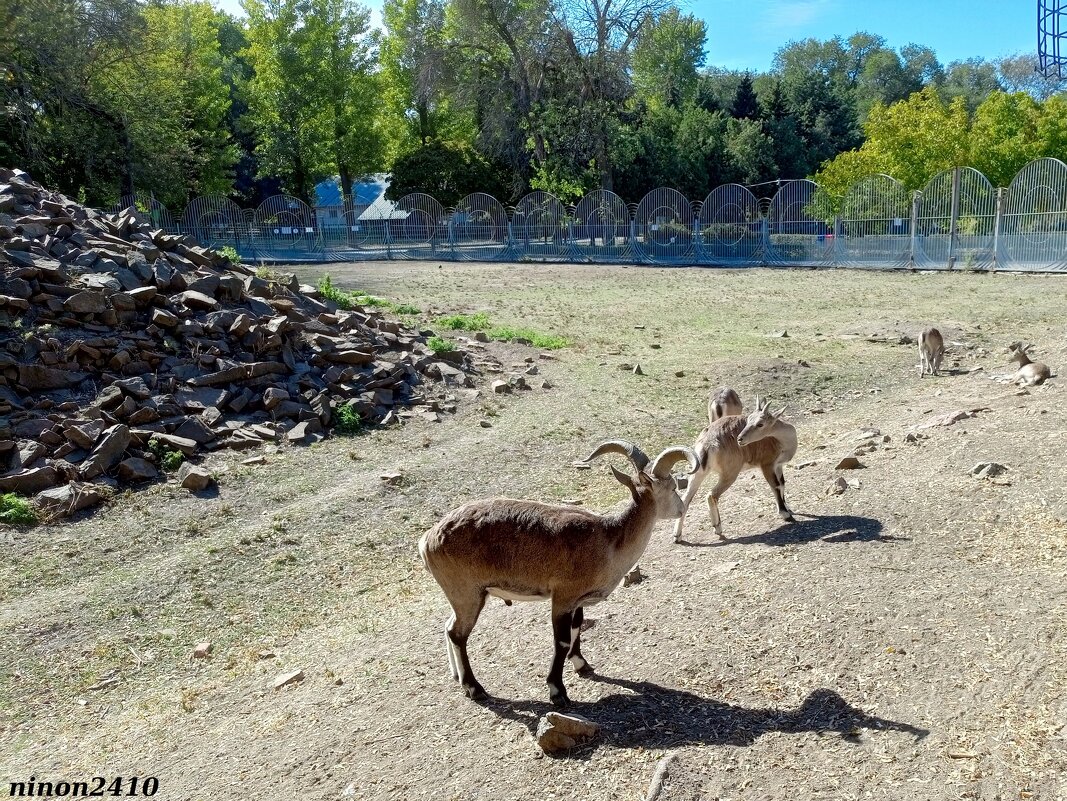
1 0 236 207
381 0 471 155
385 140 508 206
632 8 706 110
939 58 1002 112
995 53 1067 101
814 87 971 196
969 92 1043 186
242 0 383 203
730 74 759 119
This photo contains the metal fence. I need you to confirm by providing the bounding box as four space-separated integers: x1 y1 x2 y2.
118 158 1067 272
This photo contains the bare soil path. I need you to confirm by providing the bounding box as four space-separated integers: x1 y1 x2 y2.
2 264 1065 800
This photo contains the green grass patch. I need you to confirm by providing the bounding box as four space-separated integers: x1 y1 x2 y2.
318 274 420 316
426 336 455 354
435 312 569 349
488 326 569 349
0 494 36 526
438 312 492 331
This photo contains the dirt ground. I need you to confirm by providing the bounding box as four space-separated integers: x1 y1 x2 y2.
2 263 1066 801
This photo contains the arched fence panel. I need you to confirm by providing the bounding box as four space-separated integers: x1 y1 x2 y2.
452 193 508 261
839 175 912 269
170 160 1067 270
916 168 996 270
572 191 632 262
1000 157 1067 272
633 188 694 264
696 184 762 265
182 195 246 252
766 180 834 266
253 195 320 260
115 193 178 234
511 192 571 260
389 193 449 260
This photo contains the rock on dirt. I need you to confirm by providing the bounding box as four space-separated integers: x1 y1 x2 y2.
835 456 864 470
177 463 213 492
274 669 305 690
623 565 644 587
192 642 213 659
970 462 1009 480
535 712 600 753
826 477 849 495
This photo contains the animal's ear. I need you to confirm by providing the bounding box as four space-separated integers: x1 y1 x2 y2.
774 406 788 419
609 465 640 500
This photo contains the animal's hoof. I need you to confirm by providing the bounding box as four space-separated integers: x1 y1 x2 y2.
464 682 487 700
576 663 595 678
550 692 571 708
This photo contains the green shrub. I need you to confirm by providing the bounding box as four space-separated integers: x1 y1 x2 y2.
317 274 353 310
0 494 36 525
218 245 241 266
333 404 363 435
427 336 455 354
149 439 184 472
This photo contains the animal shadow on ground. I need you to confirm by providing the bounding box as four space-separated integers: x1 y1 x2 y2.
481 675 928 757
678 513 906 548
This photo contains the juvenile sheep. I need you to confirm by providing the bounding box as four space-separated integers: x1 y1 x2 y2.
708 386 743 422
1006 342 1052 386
674 397 797 542
919 327 945 377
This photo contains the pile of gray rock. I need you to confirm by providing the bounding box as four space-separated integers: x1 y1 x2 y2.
0 168 475 516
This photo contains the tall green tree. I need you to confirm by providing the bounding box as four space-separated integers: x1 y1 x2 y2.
632 8 707 110
242 0 383 203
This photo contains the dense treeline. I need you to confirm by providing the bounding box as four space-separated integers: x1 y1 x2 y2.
2 0 1064 210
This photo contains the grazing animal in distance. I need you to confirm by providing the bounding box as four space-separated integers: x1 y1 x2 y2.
419 439 698 706
1006 342 1052 386
919 327 945 377
674 396 798 543
708 386 743 422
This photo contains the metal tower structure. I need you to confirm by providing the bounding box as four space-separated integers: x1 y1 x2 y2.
1038 0 1067 77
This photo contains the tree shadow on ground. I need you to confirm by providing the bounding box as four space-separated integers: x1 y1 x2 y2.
677 513 906 548
480 675 928 757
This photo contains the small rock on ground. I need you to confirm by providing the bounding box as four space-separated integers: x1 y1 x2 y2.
535 712 600 753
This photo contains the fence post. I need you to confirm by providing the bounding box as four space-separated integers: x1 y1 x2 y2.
992 186 1005 271
385 211 393 261
448 214 456 261
629 215 638 265
909 190 920 269
832 215 841 267
760 215 769 266
947 167 961 270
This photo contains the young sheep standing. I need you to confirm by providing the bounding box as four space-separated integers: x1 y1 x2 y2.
419 440 697 706
708 386 743 422
674 396 798 543
919 327 945 377
1006 342 1052 386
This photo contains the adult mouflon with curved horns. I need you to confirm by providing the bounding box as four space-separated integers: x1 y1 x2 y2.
419 439 698 706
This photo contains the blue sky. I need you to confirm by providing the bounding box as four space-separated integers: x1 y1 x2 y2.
213 0 1039 71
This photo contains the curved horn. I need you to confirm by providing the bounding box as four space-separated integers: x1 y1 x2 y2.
580 439 650 472
650 445 699 478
